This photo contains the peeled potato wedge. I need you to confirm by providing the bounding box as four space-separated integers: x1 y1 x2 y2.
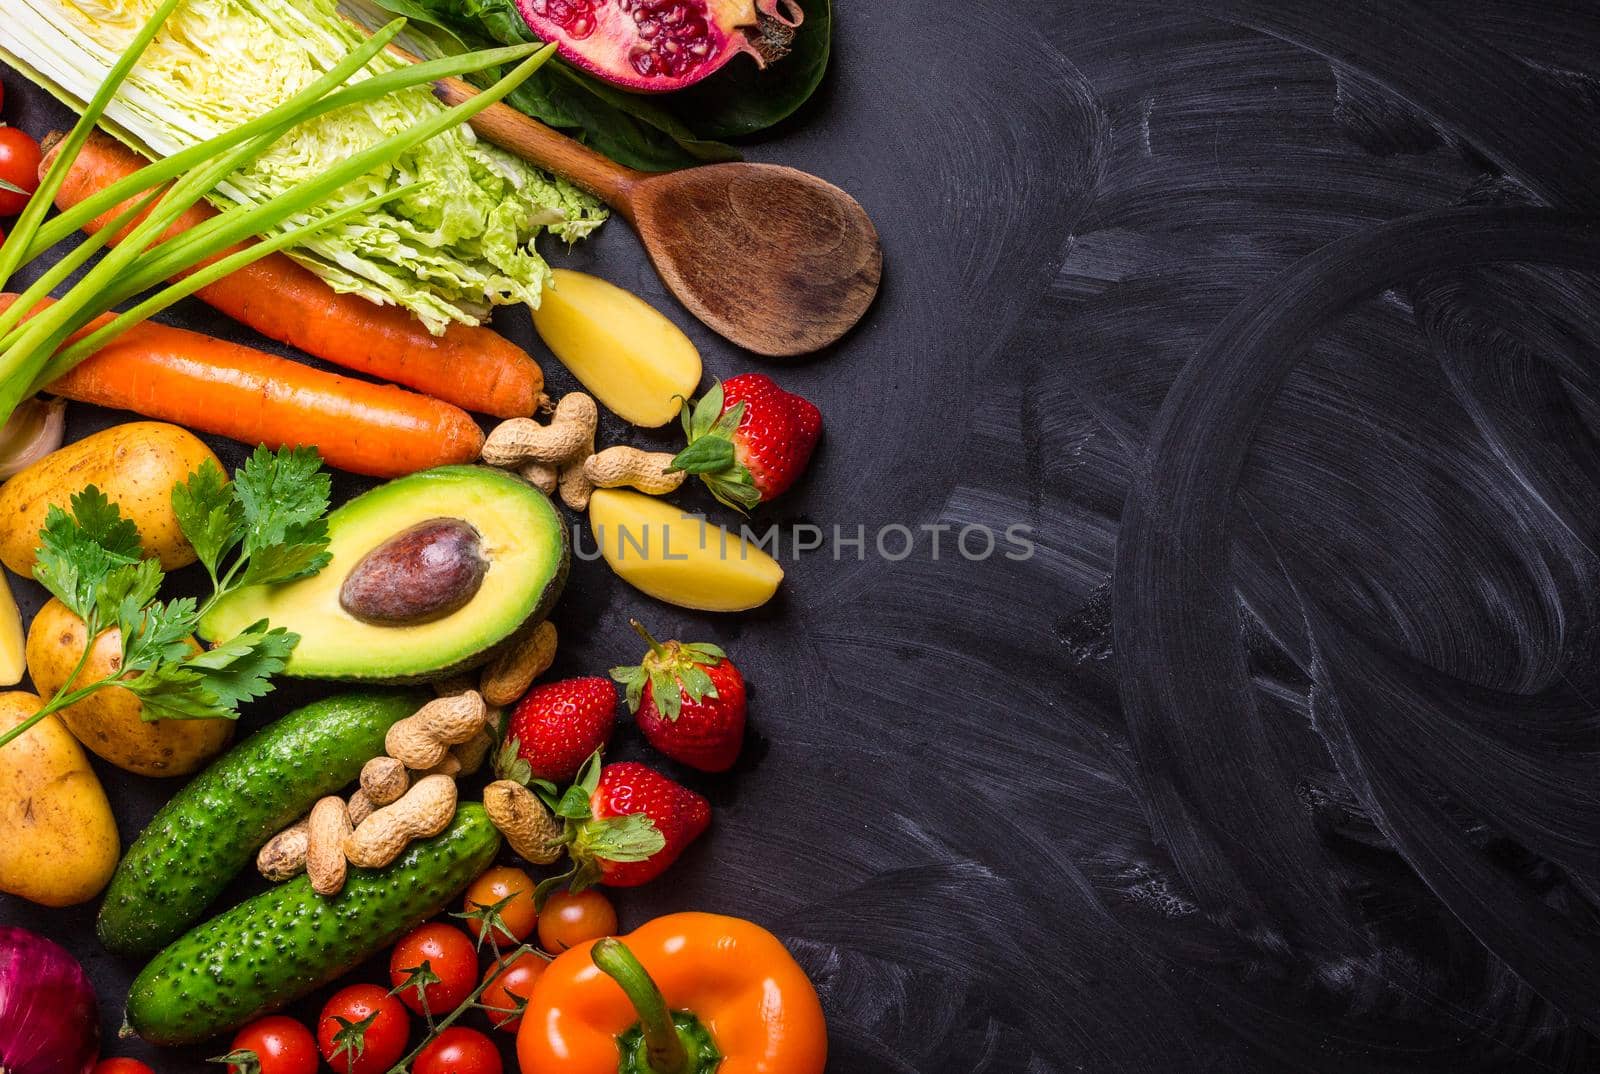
532 270 702 428
588 488 783 612
0 574 22 687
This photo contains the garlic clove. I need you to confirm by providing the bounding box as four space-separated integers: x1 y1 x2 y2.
0 397 66 481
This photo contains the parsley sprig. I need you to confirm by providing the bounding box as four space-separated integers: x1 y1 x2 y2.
0 446 333 751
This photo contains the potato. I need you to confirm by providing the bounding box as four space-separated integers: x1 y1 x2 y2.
0 421 219 576
0 573 22 687
587 488 784 611
531 270 702 427
27 598 234 777
0 691 120 906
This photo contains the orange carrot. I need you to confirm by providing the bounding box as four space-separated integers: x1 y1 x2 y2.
1 295 484 478
45 132 544 419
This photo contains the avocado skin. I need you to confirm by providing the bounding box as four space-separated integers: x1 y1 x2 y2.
97 690 427 956
126 806 502 1046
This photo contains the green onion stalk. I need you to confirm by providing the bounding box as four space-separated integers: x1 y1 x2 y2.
0 11 556 427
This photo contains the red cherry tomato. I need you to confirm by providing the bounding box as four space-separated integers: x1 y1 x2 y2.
414 1027 502 1074
390 921 479 1017
93 1061 156 1074
536 889 617 953
0 127 42 216
317 984 411 1074
478 951 548 1033
462 866 537 946
229 1015 319 1074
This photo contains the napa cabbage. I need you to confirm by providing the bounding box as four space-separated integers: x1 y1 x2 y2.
0 0 607 332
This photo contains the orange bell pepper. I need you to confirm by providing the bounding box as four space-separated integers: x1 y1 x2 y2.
516 912 827 1074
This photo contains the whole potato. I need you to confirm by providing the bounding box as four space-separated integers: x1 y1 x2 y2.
27 598 234 777
0 691 120 906
0 421 219 576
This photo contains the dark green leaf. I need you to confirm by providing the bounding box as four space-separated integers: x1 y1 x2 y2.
580 814 664 862
208 1050 260 1074
670 436 736 475
667 0 833 139
171 460 243 582
234 446 331 558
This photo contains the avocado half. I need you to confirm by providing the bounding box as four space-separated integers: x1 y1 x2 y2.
199 466 568 682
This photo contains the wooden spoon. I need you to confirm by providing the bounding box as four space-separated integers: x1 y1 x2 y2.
432 76 882 357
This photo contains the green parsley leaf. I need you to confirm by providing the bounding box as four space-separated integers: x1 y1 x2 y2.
121 597 203 671
172 459 244 584
95 559 165 642
64 486 143 559
123 620 296 721
237 520 332 588
235 446 331 558
33 490 145 623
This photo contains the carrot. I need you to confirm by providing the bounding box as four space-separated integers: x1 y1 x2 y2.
1 295 484 478
44 132 544 419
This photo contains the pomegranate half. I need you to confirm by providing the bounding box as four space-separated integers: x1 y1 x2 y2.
512 0 805 93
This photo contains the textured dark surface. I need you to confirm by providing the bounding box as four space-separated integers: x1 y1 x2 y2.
4 1 1600 1070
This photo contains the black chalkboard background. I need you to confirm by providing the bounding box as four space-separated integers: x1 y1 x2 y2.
4 1 1600 1070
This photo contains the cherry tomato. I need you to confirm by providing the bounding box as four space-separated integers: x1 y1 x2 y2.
317 984 411 1074
390 922 479 1017
0 127 42 216
478 951 548 1033
229 1015 318 1074
536 889 617 954
93 1061 156 1074
415 1027 502 1074
462 866 536 946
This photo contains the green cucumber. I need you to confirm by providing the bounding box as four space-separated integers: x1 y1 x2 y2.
126 805 502 1046
98 689 427 956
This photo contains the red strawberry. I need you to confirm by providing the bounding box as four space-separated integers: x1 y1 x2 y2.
611 619 746 772
670 374 822 510
500 677 617 784
562 758 710 889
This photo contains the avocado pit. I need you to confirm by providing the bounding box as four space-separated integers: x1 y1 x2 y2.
339 518 488 626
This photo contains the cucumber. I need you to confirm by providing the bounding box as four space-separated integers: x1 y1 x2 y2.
126 805 502 1046
97 689 427 956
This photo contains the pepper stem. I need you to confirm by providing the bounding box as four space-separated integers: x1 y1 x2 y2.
591 938 688 1074
630 618 670 660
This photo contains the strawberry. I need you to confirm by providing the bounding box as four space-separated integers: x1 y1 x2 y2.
611 619 746 772
554 756 710 889
499 677 617 784
670 374 822 510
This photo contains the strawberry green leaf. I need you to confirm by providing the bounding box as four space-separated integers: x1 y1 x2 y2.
610 664 648 713
679 664 717 703
579 814 665 863
669 436 736 475
702 471 763 512
649 669 683 721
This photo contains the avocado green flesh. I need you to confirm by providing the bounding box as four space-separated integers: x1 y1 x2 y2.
198 466 569 682
97 690 426 956
126 806 502 1046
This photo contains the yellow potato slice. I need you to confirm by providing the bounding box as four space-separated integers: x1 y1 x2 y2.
588 488 783 612
0 574 21 687
532 270 702 428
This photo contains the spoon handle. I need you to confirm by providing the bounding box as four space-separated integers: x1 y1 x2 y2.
432 74 647 221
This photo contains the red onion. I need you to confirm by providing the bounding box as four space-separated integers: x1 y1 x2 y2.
0 926 99 1074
